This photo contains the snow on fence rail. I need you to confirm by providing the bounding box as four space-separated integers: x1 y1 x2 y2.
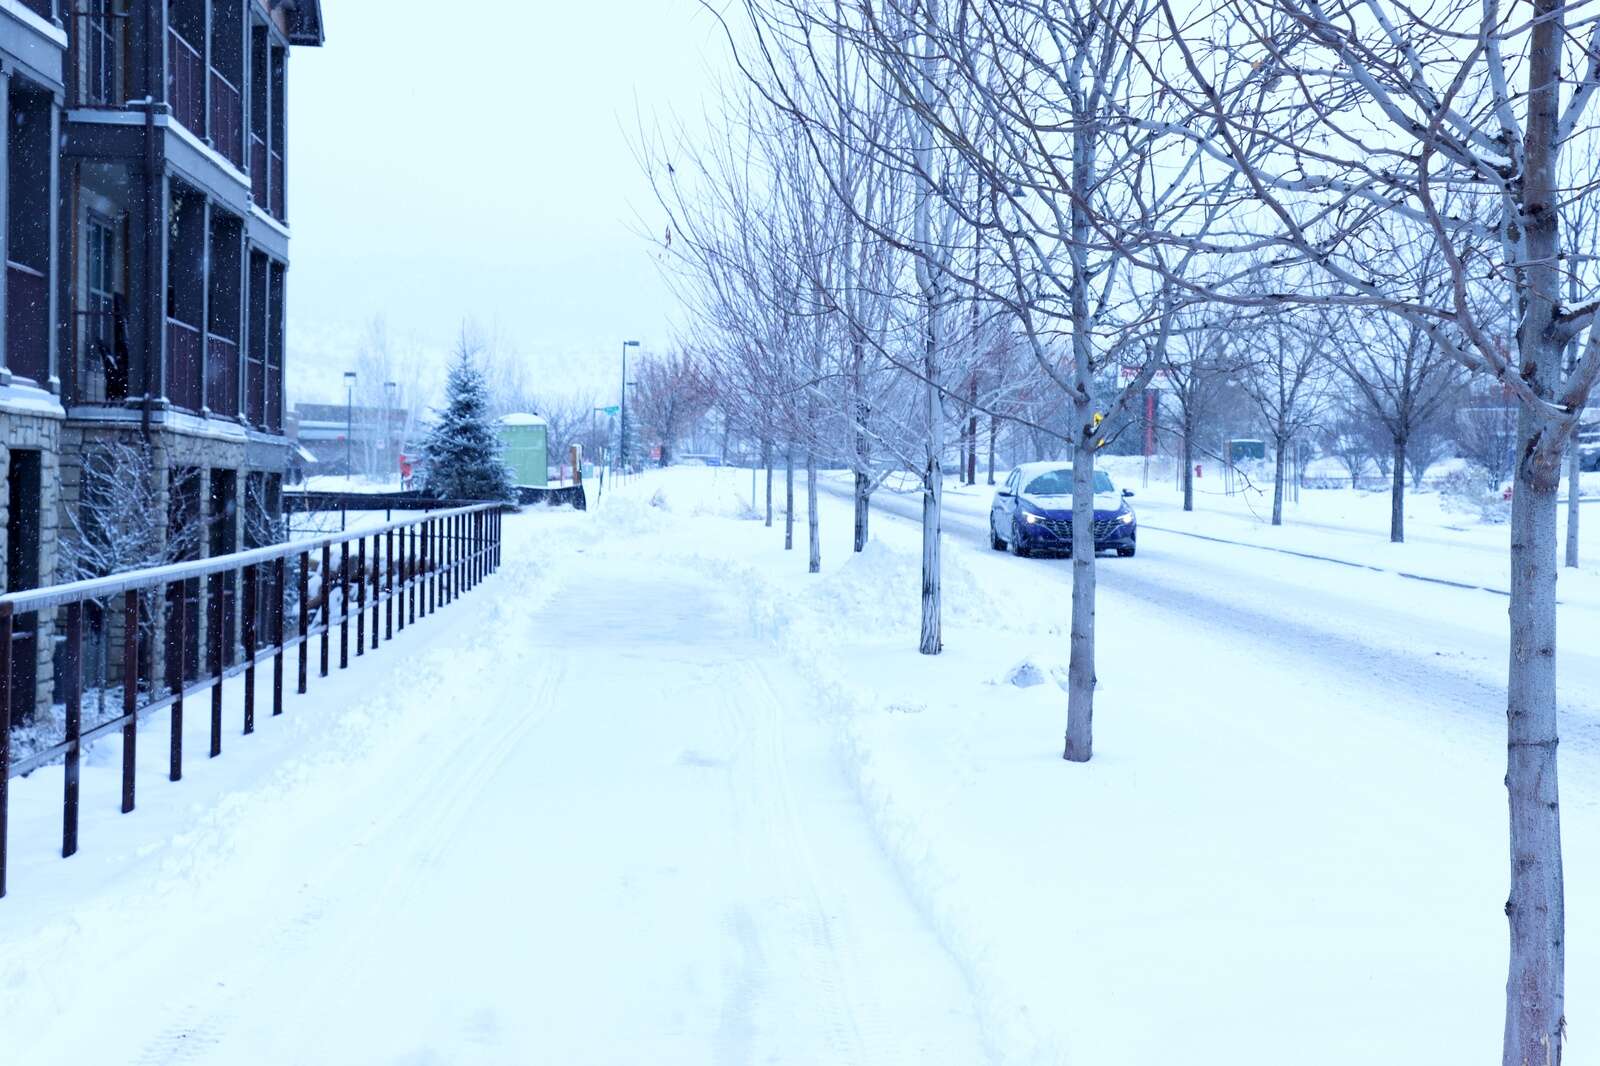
0 502 506 899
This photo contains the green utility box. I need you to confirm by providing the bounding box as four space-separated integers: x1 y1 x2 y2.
1228 438 1266 462
498 413 549 487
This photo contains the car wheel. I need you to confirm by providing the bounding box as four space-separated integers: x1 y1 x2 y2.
990 518 1006 551
1009 519 1029 557
1117 545 1136 558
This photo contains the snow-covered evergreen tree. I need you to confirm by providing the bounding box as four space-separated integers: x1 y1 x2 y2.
421 346 515 501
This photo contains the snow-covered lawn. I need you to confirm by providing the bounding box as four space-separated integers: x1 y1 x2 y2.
3 466 1598 1063
301 474 406 494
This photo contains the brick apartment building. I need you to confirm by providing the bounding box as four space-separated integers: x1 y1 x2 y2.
0 0 325 720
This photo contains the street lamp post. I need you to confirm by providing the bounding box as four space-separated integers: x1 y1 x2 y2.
343 370 357 478
384 380 398 483
620 340 640 476
342 370 357 532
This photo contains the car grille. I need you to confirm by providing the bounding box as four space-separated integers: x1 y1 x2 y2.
1035 516 1121 540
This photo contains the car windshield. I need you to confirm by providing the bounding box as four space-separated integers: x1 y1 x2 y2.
1023 469 1115 495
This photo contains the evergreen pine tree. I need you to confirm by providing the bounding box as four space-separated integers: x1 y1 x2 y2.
420 348 516 501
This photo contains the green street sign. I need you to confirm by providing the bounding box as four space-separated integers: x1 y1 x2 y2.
599 405 620 415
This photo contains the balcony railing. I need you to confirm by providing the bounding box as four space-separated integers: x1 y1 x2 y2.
209 68 243 169
266 361 282 432
166 28 205 138
74 304 132 404
205 332 239 416
166 317 203 411
68 5 130 109
268 148 285 221
250 132 268 204
245 352 264 427
6 262 50 386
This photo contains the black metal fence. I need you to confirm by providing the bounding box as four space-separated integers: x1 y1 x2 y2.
0 502 505 899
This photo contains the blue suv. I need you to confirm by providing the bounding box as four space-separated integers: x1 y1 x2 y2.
990 462 1137 557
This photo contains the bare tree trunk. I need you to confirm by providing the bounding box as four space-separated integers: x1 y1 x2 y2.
807 451 820 574
966 377 978 485
1504 418 1566 1065
784 449 794 551
1504 19 1567 1055
1063 431 1096 761
920 455 942 655
920 321 943 656
1271 436 1286 526
1182 422 1195 512
1390 435 1407 544
987 413 996 485
1062 117 1098 762
1566 442 1580 569
764 439 773 528
853 471 870 552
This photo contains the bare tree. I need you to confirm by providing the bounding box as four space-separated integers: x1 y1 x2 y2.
1163 311 1247 511
1147 1 1600 1047
1454 398 1519 492
59 439 204 582
59 440 208 715
1324 246 1465 540
1239 306 1334 526
1405 406 1458 490
631 350 717 466
1319 401 1383 489
351 317 428 482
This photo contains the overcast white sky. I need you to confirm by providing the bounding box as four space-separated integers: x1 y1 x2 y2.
284 1 727 407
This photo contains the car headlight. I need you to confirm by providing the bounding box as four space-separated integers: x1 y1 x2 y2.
1118 511 1135 524
1023 512 1045 524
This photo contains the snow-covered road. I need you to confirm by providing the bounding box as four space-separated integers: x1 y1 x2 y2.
2 538 986 1065
837 477 1600 749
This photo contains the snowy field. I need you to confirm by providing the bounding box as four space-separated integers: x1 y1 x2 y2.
2 465 1599 1063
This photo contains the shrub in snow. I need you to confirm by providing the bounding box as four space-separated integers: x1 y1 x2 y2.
1440 468 1510 524
1002 660 1048 688
420 348 515 502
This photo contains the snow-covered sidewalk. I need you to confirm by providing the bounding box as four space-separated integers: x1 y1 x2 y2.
0 511 984 1065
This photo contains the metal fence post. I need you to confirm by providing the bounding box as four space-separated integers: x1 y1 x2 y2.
1 603 12 897
371 534 380 651
298 551 310 694
62 602 82 858
385 528 395 640
355 539 366 657
209 573 223 758
427 519 434 614
171 580 185 779
320 543 331 678
242 564 257 735
339 546 350 670
122 590 139 812
398 528 409 632
272 557 286 716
